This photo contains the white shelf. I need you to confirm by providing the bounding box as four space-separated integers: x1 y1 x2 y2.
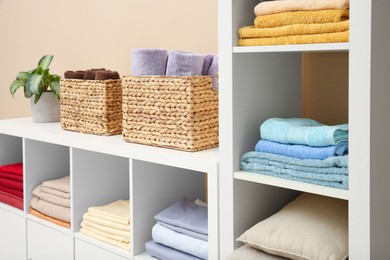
0 202 24 217
0 117 218 173
234 171 349 200
27 213 72 235
134 251 156 260
74 232 131 259
233 42 349 53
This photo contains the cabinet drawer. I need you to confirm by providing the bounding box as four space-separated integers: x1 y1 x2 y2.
27 220 73 260
75 238 129 260
0 206 26 260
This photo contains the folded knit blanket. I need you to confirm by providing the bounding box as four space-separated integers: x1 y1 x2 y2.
260 118 348 147
255 0 349 17
238 31 349 46
240 151 348 189
146 240 202 260
255 140 348 160
239 20 349 39
30 196 70 222
32 184 70 208
42 175 70 194
254 10 349 28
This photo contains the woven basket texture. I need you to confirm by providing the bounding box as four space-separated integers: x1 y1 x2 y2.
122 75 219 151
60 78 122 136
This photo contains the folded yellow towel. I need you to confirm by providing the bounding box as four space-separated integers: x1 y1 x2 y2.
81 227 130 250
84 212 130 231
239 20 349 39
255 9 349 28
255 0 349 16
238 31 349 46
81 222 130 242
88 200 130 224
81 219 130 239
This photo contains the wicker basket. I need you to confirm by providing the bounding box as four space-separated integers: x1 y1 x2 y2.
60 78 122 136
122 75 219 151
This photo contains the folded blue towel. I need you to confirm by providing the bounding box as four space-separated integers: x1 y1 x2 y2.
132 48 168 75
255 140 349 160
202 55 214 76
155 197 208 235
158 221 208 241
240 151 348 189
166 51 205 76
260 118 348 147
145 240 202 260
152 223 208 259
207 55 218 90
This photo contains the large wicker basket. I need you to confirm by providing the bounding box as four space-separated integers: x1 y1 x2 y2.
122 75 219 151
60 79 122 136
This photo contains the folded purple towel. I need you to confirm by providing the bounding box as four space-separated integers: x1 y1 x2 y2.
207 55 218 90
166 51 205 76
132 48 168 75
202 54 214 75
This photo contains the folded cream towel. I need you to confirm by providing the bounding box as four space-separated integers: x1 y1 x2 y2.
42 175 70 194
239 20 349 39
83 212 130 231
255 0 349 16
81 227 130 250
254 9 349 28
81 219 130 239
88 200 130 224
81 221 130 242
87 211 129 225
32 184 71 208
238 31 349 46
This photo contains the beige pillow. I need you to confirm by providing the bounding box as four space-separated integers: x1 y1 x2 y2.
237 193 348 260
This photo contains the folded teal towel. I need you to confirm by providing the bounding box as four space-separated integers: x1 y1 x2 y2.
260 118 348 147
240 151 348 189
255 140 349 160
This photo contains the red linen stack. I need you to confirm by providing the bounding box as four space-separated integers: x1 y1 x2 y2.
0 163 23 210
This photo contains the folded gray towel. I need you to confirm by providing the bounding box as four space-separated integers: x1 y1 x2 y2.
166 51 205 76
132 48 168 75
202 54 214 75
207 55 218 90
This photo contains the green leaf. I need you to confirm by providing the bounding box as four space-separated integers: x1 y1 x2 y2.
16 72 31 80
27 74 43 94
24 84 33 98
50 80 60 99
34 92 43 104
38 55 54 70
9 79 26 97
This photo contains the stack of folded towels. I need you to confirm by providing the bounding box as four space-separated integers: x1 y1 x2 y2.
64 68 120 80
30 175 71 228
132 48 219 90
80 200 130 250
0 163 23 210
146 197 208 260
240 118 349 189
238 0 349 46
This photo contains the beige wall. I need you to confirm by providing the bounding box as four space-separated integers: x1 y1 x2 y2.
0 0 218 119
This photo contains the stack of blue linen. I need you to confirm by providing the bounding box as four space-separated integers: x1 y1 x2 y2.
145 197 208 260
240 118 349 189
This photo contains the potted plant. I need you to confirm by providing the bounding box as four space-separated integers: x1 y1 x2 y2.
9 54 61 123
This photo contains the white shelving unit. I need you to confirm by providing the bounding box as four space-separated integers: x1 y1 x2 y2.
219 0 390 259
0 118 219 260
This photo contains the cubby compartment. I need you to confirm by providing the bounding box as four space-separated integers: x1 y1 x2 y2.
0 133 23 166
131 160 208 259
75 235 129 260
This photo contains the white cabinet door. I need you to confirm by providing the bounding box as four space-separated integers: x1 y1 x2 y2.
27 220 73 260
75 239 128 260
0 207 26 260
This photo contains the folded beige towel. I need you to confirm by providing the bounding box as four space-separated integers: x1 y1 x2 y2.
255 0 349 16
88 200 130 224
41 186 70 199
81 221 130 242
238 31 349 46
30 196 70 222
81 219 130 239
254 9 349 28
32 184 70 208
42 175 70 194
83 212 130 231
81 227 130 250
29 207 71 229
239 21 349 39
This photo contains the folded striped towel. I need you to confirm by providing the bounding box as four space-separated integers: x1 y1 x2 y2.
260 118 348 147
254 0 350 17
240 151 348 189
255 140 348 160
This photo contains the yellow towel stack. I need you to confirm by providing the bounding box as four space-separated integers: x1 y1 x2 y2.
238 0 350 46
80 200 130 250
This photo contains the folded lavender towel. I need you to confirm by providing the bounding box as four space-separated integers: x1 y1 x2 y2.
202 55 214 75
166 51 205 76
207 55 218 90
132 48 168 76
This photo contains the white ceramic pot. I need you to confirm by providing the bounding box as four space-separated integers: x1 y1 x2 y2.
30 92 60 123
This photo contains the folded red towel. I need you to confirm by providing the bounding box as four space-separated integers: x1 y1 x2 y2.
0 163 23 176
0 171 23 182
0 177 23 191
0 190 23 210
0 185 23 198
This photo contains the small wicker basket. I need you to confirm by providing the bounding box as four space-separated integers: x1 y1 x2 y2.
60 78 122 136
122 75 219 151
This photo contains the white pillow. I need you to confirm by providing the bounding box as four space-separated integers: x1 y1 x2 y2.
237 193 348 260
